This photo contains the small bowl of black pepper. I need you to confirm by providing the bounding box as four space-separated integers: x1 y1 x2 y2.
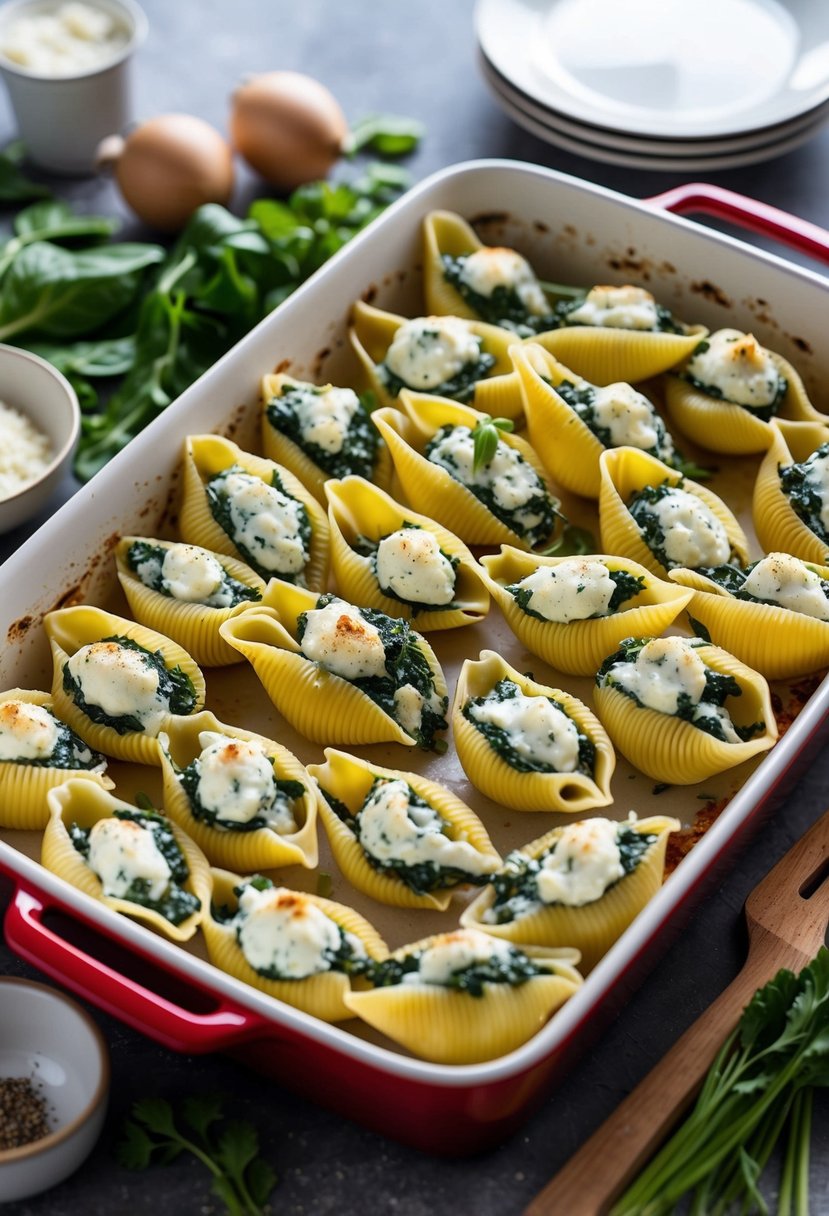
0 977 109 1202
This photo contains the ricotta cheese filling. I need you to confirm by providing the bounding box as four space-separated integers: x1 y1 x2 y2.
356 778 497 878
375 527 456 606
603 636 741 742
458 247 549 317
590 382 674 458
300 599 388 680
158 544 226 603
637 486 731 568
211 470 309 577
286 385 361 455
467 686 581 772
403 928 521 986
0 699 59 761
534 818 625 907
564 285 659 330
509 559 618 623
684 330 782 408
86 817 172 902
235 884 363 979
191 731 296 832
383 316 484 391
794 447 829 537
65 640 168 735
741 553 829 621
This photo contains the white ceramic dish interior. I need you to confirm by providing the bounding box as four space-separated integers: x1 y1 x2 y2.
0 978 109 1203
0 343 80 535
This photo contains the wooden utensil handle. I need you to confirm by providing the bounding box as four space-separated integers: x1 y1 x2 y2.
524 937 796 1216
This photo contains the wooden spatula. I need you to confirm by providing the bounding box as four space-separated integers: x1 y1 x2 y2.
524 807 829 1216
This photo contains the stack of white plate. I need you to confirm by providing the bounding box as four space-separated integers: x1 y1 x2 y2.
475 0 829 171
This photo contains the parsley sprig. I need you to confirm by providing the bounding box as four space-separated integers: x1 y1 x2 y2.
115 1095 276 1216
471 414 514 472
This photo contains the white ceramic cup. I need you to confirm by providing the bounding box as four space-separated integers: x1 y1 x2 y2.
0 0 147 175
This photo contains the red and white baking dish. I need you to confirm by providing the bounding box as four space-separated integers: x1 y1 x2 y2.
2 161 829 1156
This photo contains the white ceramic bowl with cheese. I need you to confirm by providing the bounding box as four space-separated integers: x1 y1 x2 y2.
0 977 109 1202
0 343 80 535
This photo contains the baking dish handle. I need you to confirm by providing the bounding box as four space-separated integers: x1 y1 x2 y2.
4 885 270 1053
645 183 829 265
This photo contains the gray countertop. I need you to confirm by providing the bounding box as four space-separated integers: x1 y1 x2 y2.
2 2 829 1212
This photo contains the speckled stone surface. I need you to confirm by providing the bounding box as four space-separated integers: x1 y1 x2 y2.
3 3 829 1212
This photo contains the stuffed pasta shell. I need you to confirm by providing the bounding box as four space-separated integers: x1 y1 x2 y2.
460 814 678 972
423 210 556 336
372 392 562 550
529 283 703 386
599 446 749 577
260 373 391 504
157 711 318 871
42 779 210 943
753 420 829 563
669 553 829 680
325 475 489 631
219 581 448 750
45 605 205 765
452 651 614 814
0 689 112 829
665 329 825 455
115 536 266 668
349 300 523 421
307 748 501 911
512 342 687 498
593 635 777 784
343 927 581 1064
203 870 387 1023
178 433 329 590
479 547 692 676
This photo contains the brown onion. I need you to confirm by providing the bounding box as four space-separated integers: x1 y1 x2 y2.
229 71 348 190
96 114 235 233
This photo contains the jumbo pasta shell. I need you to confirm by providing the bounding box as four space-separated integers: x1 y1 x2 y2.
44 605 206 765
203 869 388 1023
42 779 210 943
593 641 777 784
115 536 266 668
452 650 614 813
669 563 829 680
325 475 489 631
157 710 318 871
260 373 392 505
179 433 330 592
753 420 829 563
306 748 501 911
530 323 704 387
0 689 113 829
598 446 749 577
422 209 485 319
461 816 678 973
372 391 559 550
479 547 692 677
344 937 582 1063
349 299 524 420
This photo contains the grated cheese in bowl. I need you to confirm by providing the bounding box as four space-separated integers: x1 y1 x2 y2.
0 399 54 501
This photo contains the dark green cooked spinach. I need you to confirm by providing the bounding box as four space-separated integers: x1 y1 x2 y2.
62 635 196 735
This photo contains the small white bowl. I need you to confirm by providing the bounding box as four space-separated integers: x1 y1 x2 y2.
0 343 80 535
0 978 110 1203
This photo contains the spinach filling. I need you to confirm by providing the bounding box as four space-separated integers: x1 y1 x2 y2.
553 295 684 334
627 481 733 572
296 595 448 750
125 540 260 609
596 637 762 744
682 339 788 423
205 464 312 583
486 829 656 924
441 253 555 336
368 522 460 614
506 566 645 622
364 942 547 996
378 340 496 404
70 807 199 925
62 635 197 735
462 678 596 775
553 379 674 464
779 444 829 544
2 709 105 770
425 423 559 546
265 386 379 480
698 560 829 608
178 760 304 833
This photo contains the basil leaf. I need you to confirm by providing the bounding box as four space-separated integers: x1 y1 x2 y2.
346 115 425 157
0 143 51 203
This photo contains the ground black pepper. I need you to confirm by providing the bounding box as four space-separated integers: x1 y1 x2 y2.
0 1077 51 1150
